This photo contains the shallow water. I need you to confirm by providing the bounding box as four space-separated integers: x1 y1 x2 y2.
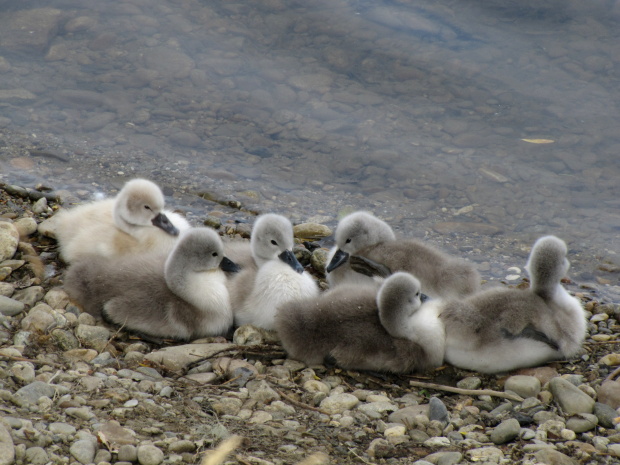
0 0 618 300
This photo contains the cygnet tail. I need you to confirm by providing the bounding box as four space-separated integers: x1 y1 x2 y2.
526 235 569 300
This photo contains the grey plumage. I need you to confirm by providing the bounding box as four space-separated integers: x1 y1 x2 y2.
275 272 444 373
326 211 480 298
64 227 234 341
440 235 586 373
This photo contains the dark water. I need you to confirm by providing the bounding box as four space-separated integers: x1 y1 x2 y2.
0 0 618 300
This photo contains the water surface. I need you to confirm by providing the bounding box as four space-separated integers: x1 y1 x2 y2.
0 0 618 299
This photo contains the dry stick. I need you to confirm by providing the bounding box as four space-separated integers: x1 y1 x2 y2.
605 366 620 383
0 354 64 368
409 380 524 402
275 388 330 415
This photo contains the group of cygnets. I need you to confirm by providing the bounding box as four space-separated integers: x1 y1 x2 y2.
49 178 587 375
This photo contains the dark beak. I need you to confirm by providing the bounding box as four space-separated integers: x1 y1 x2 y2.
279 250 304 274
220 256 241 273
420 293 429 303
326 248 348 273
151 212 179 236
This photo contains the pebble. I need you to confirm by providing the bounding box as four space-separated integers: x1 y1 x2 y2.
0 295 25 316
0 222 18 261
137 444 164 465
566 413 598 433
320 393 360 415
534 449 577 465
548 377 595 414
428 397 449 425
69 439 97 465
504 375 541 398
0 423 15 465
490 418 521 444
597 379 620 409
593 402 619 428
14 381 58 405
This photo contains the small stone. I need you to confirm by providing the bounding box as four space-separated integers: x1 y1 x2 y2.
293 223 332 239
75 324 111 351
233 324 277 345
549 377 595 414
137 444 164 465
25 446 48 465
456 377 481 390
44 288 70 309
65 407 96 421
534 449 577 465
0 423 15 465
12 217 37 236
593 402 619 428
14 380 58 405
388 405 429 427
0 295 25 316
367 438 393 458
504 375 541 398
168 440 196 453
320 393 360 415
490 418 520 445
466 446 504 462
303 380 330 394
70 439 97 465
566 414 598 433
49 422 77 435
599 354 620 366
21 303 56 331
0 222 19 261
12 286 45 307
598 380 620 409
247 380 280 404
357 401 398 419
425 451 463 465
423 436 451 447
118 444 138 462
10 361 35 384
428 397 449 425
310 248 329 275
384 425 406 437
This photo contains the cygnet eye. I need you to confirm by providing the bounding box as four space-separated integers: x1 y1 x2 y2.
345 238 352 244
144 205 152 210
415 291 420 297
212 252 218 257
271 240 278 246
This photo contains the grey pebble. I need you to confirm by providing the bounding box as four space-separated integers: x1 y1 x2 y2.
0 423 15 465
137 444 164 465
490 418 521 445
75 324 111 351
429 397 449 425
25 446 48 465
534 449 577 465
14 381 58 405
594 402 619 428
566 413 598 433
118 444 138 462
549 377 595 414
456 376 481 390
11 286 45 307
0 295 25 316
69 439 97 465
504 375 541 398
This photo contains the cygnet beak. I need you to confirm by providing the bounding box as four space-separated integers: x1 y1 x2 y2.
151 212 179 236
420 293 429 303
220 256 241 273
279 250 304 274
326 248 348 273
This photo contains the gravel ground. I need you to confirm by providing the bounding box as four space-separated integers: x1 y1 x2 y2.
1 184 620 465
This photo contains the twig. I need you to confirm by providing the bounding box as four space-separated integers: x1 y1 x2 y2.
348 447 377 465
101 321 126 353
0 354 64 368
605 366 620 383
409 380 524 402
275 389 329 415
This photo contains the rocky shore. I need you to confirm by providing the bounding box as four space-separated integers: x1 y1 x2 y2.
1 183 620 465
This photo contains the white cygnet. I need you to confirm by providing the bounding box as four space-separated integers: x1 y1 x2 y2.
228 213 319 330
51 178 190 263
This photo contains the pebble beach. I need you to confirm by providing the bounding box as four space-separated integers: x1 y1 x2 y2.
1 184 620 465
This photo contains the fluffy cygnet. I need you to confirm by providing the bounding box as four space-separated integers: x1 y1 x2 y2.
275 272 445 373
64 227 239 341
440 235 586 373
52 178 190 263
327 211 480 298
326 211 396 288
228 213 319 330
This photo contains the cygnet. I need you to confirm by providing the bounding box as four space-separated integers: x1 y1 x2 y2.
326 211 395 287
440 235 586 373
275 272 445 373
52 178 190 263
64 227 239 341
327 211 480 298
228 213 319 330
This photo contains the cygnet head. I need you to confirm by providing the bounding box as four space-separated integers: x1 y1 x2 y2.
168 228 240 274
326 211 396 273
114 179 179 236
525 235 570 295
377 272 427 338
250 213 303 273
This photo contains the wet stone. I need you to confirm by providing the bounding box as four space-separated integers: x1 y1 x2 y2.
0 8 62 53
593 402 619 428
